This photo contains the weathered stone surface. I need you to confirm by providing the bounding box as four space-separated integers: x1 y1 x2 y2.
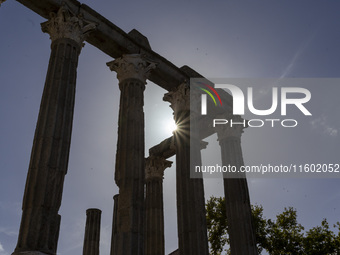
145 156 172 181
164 83 190 117
110 195 119 255
215 116 258 255
163 83 209 255
144 157 172 255
128 29 152 51
12 252 50 255
107 54 156 255
12 5 94 255
83 209 101 255
107 54 157 85
168 250 179 255
41 3 96 46
149 136 176 159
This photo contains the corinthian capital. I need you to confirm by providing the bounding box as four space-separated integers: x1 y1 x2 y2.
145 156 172 181
0 0 6 7
163 83 191 116
106 54 157 84
41 4 97 46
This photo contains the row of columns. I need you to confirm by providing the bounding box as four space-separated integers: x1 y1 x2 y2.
12 4 257 255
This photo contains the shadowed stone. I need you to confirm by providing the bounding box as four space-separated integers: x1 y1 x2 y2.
163 83 209 255
215 115 258 255
110 195 119 255
83 209 101 255
144 156 172 255
12 5 95 255
107 54 156 255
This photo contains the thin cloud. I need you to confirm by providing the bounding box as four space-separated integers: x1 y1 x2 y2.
59 218 85 254
0 227 17 237
99 225 112 254
280 28 320 78
0 201 22 216
0 242 9 255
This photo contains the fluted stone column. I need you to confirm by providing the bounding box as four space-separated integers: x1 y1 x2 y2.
13 5 95 255
163 83 209 255
110 194 119 255
215 116 257 255
83 209 101 255
144 156 172 255
107 54 156 255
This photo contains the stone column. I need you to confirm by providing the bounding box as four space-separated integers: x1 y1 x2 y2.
215 116 258 255
144 156 172 255
110 194 119 255
13 5 96 255
163 83 209 255
14 6 95 254
83 209 101 255
107 54 156 255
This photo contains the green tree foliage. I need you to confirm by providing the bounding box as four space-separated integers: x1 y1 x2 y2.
251 204 268 254
303 219 340 255
266 207 304 255
206 196 340 255
206 196 228 255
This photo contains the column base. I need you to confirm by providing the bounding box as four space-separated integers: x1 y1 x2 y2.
12 252 51 255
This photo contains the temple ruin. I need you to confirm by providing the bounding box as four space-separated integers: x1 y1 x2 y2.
6 0 257 254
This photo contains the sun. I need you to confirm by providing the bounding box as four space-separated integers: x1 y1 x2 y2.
163 118 177 135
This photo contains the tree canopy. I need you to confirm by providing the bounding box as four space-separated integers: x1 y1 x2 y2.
206 196 340 255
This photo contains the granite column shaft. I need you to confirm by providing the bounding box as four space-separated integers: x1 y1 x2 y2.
144 157 172 255
83 209 102 255
216 117 257 255
13 6 95 255
110 194 119 255
164 84 209 255
107 55 156 255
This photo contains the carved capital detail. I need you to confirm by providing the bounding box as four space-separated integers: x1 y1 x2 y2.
41 4 97 46
145 156 172 181
0 0 6 7
215 115 246 141
163 83 190 117
106 54 157 84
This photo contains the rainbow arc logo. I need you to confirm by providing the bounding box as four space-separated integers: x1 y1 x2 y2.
197 82 222 115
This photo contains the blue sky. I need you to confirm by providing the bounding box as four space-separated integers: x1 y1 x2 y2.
1 1 340 254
